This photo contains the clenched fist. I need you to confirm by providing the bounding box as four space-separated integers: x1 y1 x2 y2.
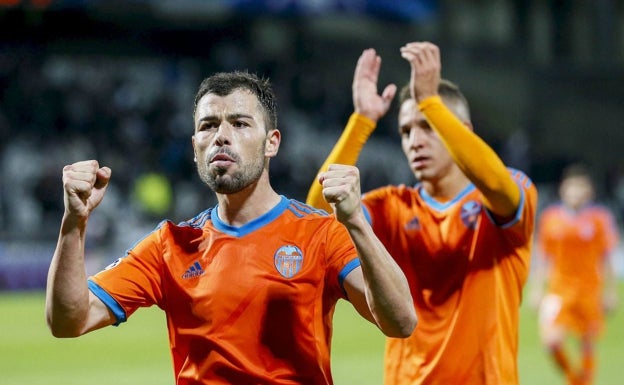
62 160 111 220
317 164 363 226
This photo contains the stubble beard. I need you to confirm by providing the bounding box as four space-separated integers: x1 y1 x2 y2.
197 146 266 194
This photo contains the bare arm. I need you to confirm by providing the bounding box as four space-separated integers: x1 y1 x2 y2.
46 160 116 337
320 164 416 338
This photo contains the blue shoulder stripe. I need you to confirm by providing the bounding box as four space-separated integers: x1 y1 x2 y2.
508 167 533 188
288 197 330 217
178 208 213 228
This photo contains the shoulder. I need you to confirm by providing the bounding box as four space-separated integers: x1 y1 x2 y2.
586 203 618 222
145 209 213 244
538 203 564 223
507 167 535 189
363 184 415 202
279 198 344 230
280 198 352 241
177 208 214 228
283 198 333 219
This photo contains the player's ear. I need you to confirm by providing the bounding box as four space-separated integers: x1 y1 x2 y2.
265 129 280 158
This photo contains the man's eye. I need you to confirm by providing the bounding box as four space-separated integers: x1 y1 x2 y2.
199 122 217 131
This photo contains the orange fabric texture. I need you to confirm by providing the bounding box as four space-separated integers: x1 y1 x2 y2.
537 204 619 335
366 174 537 385
89 197 359 385
306 98 537 384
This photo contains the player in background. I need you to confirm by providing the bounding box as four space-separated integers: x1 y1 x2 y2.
306 41 538 384
530 163 620 385
45 71 416 385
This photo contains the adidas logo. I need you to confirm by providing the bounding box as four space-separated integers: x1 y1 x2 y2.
404 217 420 231
182 261 205 279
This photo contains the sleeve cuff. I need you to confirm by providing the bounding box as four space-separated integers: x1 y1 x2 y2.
88 279 127 326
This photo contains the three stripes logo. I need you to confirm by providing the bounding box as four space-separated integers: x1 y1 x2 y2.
182 261 205 279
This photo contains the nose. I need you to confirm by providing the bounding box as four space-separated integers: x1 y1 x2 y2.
213 122 233 146
407 127 427 149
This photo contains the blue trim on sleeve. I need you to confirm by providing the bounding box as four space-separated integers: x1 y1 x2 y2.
88 280 127 326
338 258 361 299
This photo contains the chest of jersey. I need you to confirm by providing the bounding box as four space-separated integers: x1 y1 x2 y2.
162 224 336 334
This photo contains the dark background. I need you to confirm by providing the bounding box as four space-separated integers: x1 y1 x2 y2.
1 0 623 288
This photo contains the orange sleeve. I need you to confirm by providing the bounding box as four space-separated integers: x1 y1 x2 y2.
305 113 376 211
419 96 521 216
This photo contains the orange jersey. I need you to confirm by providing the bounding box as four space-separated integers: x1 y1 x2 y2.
362 170 537 385
537 203 619 334
538 203 618 295
88 196 360 385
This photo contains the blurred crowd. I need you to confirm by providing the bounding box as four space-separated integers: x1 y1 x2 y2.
0 44 413 267
2 0 624 288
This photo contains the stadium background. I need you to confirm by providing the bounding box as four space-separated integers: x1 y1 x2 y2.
1 1 624 384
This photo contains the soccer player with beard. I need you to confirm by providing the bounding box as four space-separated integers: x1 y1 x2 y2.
45 71 416 385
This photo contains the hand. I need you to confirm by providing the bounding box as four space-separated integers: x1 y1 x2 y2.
317 164 363 226
400 42 441 102
353 48 397 122
62 160 111 220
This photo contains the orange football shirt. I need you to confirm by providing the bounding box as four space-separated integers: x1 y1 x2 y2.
537 203 619 333
363 170 537 385
89 196 360 385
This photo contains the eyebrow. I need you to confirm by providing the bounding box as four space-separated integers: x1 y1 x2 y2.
197 113 255 123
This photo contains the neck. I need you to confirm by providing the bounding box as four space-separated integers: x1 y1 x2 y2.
215 172 281 227
421 166 471 202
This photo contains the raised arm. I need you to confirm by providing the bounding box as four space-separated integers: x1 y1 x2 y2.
46 160 116 337
401 42 521 219
306 48 396 211
320 164 416 337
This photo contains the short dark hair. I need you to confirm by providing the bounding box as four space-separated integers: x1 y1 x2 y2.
398 79 471 122
194 71 278 131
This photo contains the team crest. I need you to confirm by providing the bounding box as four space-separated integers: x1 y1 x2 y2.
274 245 303 278
460 200 481 230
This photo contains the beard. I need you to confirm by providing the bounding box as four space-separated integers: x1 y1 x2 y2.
197 145 266 194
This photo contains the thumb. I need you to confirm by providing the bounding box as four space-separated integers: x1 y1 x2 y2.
381 84 397 109
94 167 112 189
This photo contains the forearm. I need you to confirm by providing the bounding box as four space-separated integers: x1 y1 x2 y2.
345 215 416 337
46 216 91 337
419 96 520 216
306 113 376 211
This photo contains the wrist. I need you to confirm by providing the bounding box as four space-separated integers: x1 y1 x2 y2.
350 112 377 130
